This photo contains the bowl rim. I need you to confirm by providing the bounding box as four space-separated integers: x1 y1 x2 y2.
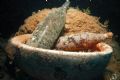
10 34 113 57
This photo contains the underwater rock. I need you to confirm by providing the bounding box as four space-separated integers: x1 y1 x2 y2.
26 0 70 49
56 32 113 51
0 48 13 80
104 70 120 80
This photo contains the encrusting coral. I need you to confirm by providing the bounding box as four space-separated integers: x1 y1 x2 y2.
15 8 107 36
15 9 52 35
64 8 107 35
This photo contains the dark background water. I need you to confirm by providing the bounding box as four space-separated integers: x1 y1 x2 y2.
0 0 120 40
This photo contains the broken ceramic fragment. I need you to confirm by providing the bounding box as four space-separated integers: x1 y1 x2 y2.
26 0 70 49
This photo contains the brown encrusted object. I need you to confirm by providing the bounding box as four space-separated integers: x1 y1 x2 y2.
15 8 107 36
56 32 113 51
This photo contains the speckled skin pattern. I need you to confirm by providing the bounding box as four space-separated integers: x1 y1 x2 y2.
10 34 113 80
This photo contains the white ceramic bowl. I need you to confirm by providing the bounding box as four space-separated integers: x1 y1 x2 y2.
10 34 113 80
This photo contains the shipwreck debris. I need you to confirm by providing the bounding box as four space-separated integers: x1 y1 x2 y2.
56 32 113 51
26 0 70 49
